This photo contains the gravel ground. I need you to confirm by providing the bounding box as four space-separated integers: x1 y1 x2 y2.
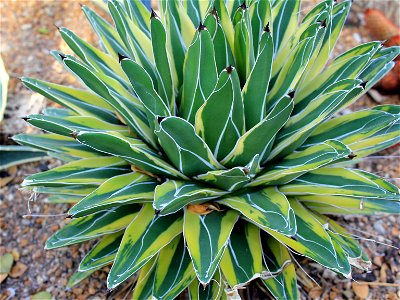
0 1 399 299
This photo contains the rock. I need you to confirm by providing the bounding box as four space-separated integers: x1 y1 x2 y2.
373 220 386 235
9 262 28 278
352 283 369 299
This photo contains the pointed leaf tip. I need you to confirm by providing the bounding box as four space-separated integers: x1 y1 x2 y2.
157 116 166 123
22 117 29 122
58 53 66 61
319 19 327 28
347 152 357 160
118 53 128 63
360 81 368 89
288 90 295 99
240 2 247 10
264 22 270 33
226 65 233 74
198 22 206 32
151 8 158 19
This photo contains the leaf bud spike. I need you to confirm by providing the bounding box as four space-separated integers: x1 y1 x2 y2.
240 1 247 10
347 152 357 160
155 209 161 216
319 19 327 28
54 24 60 31
58 53 67 61
157 116 166 123
263 22 270 33
198 22 206 32
71 131 78 139
288 90 295 99
360 81 368 89
118 53 129 63
22 117 29 122
65 214 72 219
226 65 233 74
150 8 158 19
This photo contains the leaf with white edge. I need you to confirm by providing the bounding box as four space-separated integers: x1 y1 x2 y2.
154 180 227 216
0 145 47 170
42 107 77 118
250 0 272 56
107 204 183 289
279 167 400 200
123 0 151 36
184 209 239 284
218 187 296 236
212 0 235 51
195 67 244 160
300 195 400 215
79 231 123 271
68 269 96 288
25 114 129 137
76 131 187 179
243 30 273 127
222 95 293 167
46 195 81 204
220 221 263 288
249 140 351 187
21 77 118 124
261 235 298 300
151 14 175 112
69 172 157 218
155 117 223 177
120 58 171 129
195 154 260 192
188 268 224 300
153 235 196 300
46 205 140 249
180 27 218 124
131 256 158 300
23 156 129 188
265 199 351 277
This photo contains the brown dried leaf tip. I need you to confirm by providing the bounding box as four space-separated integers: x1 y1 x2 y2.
198 22 206 32
226 65 233 74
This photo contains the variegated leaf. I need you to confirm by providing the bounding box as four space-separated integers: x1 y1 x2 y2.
46 205 140 249
220 221 263 288
153 235 196 300
249 140 351 187
155 116 222 177
68 269 96 288
279 167 400 200
250 0 272 56
184 209 239 284
69 172 157 218
123 0 151 36
46 195 81 204
0 145 47 170
22 156 129 187
195 67 244 160
79 231 123 271
188 268 224 300
154 180 227 215
218 187 296 236
181 27 218 124
131 256 158 300
108 204 183 289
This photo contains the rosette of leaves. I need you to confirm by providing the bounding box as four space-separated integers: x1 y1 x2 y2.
15 0 400 298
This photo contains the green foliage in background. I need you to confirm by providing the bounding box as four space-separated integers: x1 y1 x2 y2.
15 0 400 299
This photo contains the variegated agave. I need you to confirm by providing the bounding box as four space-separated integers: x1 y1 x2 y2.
14 0 400 298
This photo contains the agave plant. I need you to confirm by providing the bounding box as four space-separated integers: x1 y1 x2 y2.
15 0 400 298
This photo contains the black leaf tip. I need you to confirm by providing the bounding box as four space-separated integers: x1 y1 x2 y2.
360 81 368 89
54 24 60 31
70 131 78 139
151 8 158 19
211 6 219 22
65 214 72 219
106 288 114 295
157 116 166 123
198 22 206 32
226 65 233 74
319 19 327 28
22 117 30 122
240 2 247 10
118 53 128 63
347 152 357 160
155 209 161 216
263 22 270 33
58 53 67 61
288 90 295 99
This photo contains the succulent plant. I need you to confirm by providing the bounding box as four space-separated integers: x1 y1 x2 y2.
14 0 400 298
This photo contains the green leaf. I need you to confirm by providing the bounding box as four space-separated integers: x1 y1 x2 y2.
249 140 351 187
22 156 129 187
42 107 77 118
154 180 227 215
69 172 157 218
265 199 351 277
300 195 400 215
151 15 175 112
220 221 263 288
34 185 96 196
46 205 140 249
195 154 260 192
218 187 296 236
188 268 224 300
46 195 81 204
25 114 129 137
108 204 183 289
21 77 118 124
181 28 218 124
153 235 196 300
155 117 222 177
212 0 235 52
131 256 158 300
68 269 96 288
250 0 272 56
195 67 244 160
261 236 298 300
243 30 273 127
76 131 186 179
221 95 293 167
123 0 151 36
0 55 9 122
79 231 123 271
279 167 400 200
184 209 239 284
0 145 47 170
